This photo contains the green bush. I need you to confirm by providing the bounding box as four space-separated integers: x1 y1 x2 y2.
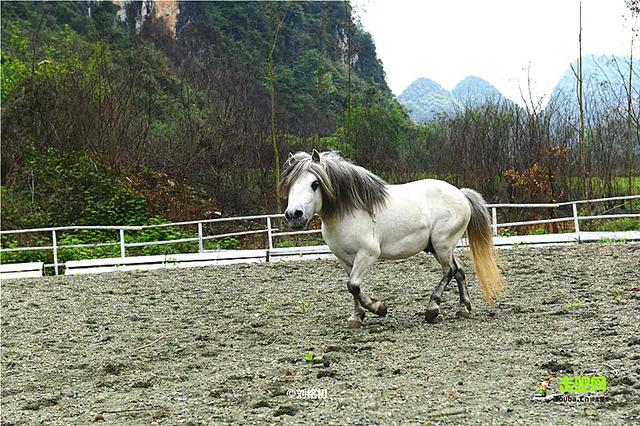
124 218 198 256
1 145 149 230
205 237 240 250
0 239 50 264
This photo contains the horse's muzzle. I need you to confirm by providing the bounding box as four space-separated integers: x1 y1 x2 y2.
284 209 308 229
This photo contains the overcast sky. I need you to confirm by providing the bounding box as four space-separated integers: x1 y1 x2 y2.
351 0 637 104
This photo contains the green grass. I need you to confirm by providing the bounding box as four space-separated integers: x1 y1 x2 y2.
275 240 294 248
584 218 640 232
530 227 547 235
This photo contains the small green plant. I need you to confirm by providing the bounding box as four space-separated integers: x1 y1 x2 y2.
498 228 517 237
608 288 625 304
533 377 553 398
600 237 625 245
512 242 529 249
535 382 551 397
530 227 546 235
303 353 323 363
300 299 312 313
564 299 583 309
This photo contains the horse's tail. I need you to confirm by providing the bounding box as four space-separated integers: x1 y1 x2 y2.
461 188 504 304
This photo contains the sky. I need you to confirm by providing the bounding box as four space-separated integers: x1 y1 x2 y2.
351 0 638 105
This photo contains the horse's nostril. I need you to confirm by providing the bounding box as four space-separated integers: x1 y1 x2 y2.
294 210 303 219
285 210 292 220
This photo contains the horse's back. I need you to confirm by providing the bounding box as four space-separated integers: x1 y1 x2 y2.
367 179 470 259
387 179 470 218
391 178 470 230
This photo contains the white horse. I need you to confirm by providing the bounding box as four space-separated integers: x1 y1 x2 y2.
280 150 504 328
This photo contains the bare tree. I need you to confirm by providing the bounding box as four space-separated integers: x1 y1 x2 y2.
343 0 353 148
268 3 286 212
571 0 589 199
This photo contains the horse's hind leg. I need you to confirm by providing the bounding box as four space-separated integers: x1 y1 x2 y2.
453 256 472 319
425 264 454 323
345 250 386 328
425 244 456 323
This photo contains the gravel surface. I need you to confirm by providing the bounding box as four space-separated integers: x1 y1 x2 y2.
2 243 639 425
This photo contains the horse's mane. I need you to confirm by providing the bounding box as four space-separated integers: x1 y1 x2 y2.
280 151 389 220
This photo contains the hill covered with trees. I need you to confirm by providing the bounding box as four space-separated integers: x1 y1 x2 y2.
2 1 423 231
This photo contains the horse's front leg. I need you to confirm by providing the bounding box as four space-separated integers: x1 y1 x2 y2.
345 250 386 329
338 259 366 329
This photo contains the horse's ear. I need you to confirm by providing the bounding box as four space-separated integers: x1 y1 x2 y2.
288 152 294 159
311 149 321 163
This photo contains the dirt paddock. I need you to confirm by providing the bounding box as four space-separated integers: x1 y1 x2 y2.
1 243 639 425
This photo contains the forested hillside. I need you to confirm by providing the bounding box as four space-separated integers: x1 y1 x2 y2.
1 1 638 238
1 1 419 231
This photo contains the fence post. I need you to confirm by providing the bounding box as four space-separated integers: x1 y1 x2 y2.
119 229 126 258
572 203 581 243
52 230 59 276
266 217 274 251
266 217 273 262
198 222 204 253
491 207 498 236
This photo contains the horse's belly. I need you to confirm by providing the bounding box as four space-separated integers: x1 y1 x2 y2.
378 228 429 260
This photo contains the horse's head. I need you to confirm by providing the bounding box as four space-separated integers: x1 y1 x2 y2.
281 149 325 230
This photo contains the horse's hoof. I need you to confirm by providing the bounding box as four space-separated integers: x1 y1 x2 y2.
347 317 363 329
347 309 365 329
456 304 471 319
425 307 440 323
374 300 387 317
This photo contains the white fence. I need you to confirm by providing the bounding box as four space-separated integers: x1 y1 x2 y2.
1 195 638 278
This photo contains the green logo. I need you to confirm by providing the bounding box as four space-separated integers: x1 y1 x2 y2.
558 375 606 393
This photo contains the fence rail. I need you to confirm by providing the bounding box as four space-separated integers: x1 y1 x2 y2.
1 195 638 276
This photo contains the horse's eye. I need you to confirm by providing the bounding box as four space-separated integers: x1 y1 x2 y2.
311 181 320 191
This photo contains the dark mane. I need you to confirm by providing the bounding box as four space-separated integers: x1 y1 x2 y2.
280 151 389 220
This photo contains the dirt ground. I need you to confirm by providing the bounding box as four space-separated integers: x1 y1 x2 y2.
1 243 639 425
